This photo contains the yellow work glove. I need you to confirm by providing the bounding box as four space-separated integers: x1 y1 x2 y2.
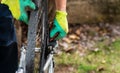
1 0 35 24
50 10 68 40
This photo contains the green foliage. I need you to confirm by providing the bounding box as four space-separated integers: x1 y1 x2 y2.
78 63 96 73
55 38 120 73
55 52 81 66
111 39 120 49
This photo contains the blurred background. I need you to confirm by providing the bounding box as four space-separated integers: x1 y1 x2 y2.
15 0 120 73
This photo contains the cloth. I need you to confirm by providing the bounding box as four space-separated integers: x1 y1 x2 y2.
0 4 18 73
1 0 35 24
50 10 68 40
0 42 18 73
0 4 17 46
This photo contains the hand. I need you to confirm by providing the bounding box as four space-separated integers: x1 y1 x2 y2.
50 10 68 40
1 0 36 24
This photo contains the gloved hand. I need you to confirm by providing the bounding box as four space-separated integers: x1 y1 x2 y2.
1 0 36 24
50 10 68 40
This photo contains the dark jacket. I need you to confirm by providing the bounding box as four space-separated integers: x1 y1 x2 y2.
0 4 17 46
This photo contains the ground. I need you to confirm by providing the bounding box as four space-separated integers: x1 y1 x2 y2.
54 23 120 73
18 23 120 73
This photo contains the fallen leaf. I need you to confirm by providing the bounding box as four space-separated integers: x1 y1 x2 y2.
65 47 76 54
69 34 80 40
75 28 81 35
63 38 72 43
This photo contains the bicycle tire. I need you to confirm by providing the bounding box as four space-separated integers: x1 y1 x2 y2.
39 0 49 73
26 0 43 73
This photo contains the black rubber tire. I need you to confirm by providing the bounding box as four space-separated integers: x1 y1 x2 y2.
26 0 44 73
39 0 49 73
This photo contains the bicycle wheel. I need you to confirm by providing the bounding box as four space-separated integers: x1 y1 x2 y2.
39 0 49 73
26 0 44 73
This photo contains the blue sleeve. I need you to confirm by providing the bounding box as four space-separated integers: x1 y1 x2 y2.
0 4 17 46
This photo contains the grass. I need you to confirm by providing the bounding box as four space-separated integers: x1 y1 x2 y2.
55 38 120 73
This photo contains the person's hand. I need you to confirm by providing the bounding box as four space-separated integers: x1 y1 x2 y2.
1 0 35 24
50 10 68 40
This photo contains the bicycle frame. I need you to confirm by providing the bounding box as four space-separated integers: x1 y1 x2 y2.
16 0 57 73
16 46 26 73
16 44 57 73
43 44 58 73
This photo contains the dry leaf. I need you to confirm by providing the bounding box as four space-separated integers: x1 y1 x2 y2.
75 28 81 35
69 34 80 40
63 38 72 43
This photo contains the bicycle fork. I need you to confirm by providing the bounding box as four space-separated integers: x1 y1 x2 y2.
16 46 26 73
43 41 58 73
43 47 54 73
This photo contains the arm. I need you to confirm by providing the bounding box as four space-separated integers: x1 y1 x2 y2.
1 0 35 24
55 0 67 12
50 0 68 40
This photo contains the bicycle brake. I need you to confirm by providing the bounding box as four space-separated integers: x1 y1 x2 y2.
48 40 58 54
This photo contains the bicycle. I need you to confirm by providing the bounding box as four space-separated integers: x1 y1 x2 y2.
16 0 57 73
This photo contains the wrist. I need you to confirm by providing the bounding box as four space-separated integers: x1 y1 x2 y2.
56 10 67 16
56 8 66 12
